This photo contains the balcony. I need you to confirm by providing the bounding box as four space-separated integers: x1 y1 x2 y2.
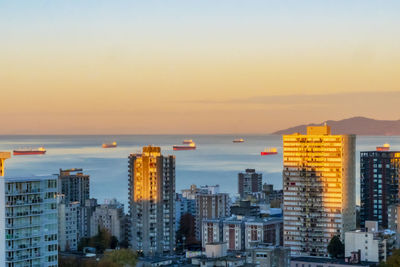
6 198 43 207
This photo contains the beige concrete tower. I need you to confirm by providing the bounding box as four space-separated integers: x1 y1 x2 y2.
282 125 356 257
128 146 176 256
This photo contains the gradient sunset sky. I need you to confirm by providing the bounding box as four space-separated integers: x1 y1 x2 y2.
1 0 399 134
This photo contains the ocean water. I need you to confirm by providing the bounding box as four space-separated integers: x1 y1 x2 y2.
1 135 400 208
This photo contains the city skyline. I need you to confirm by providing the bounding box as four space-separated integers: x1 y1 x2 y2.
1 1 400 134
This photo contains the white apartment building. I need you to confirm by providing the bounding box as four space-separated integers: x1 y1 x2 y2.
345 221 395 263
223 218 243 251
202 219 223 245
1 175 58 267
202 216 283 252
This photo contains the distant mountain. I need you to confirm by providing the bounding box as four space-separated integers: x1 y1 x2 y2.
272 117 400 135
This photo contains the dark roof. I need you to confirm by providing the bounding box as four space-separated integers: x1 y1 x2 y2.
291 257 377 266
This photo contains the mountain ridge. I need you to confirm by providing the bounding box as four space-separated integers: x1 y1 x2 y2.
272 117 400 135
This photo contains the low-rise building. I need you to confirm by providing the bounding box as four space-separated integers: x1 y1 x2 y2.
223 217 245 251
245 218 283 249
202 216 283 251
90 199 125 242
230 200 260 217
190 242 249 267
290 256 377 267
248 246 290 267
345 221 395 263
202 219 223 245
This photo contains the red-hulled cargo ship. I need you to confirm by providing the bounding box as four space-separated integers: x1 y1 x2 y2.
261 147 278 156
173 142 196 151
13 147 46 156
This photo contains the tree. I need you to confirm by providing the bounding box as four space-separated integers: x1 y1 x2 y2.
327 235 344 258
98 249 138 267
380 249 400 267
78 227 119 253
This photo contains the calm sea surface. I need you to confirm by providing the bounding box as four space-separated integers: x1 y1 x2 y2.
1 135 400 208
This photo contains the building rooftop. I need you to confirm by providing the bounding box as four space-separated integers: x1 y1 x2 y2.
291 257 376 266
3 175 57 182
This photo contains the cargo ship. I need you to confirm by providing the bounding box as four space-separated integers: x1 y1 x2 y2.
233 138 244 143
102 142 117 148
183 139 193 144
376 143 390 151
13 147 46 156
173 142 196 151
261 147 278 156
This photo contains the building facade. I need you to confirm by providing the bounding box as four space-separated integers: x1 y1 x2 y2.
388 203 400 247
0 173 58 267
230 200 260 217
58 168 89 205
360 147 400 228
345 221 395 263
202 216 283 251
58 196 79 251
58 168 90 242
195 192 230 240
238 169 262 198
248 246 290 267
90 199 125 242
283 125 356 257
128 146 175 255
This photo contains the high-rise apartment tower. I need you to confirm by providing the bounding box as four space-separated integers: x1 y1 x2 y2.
1 153 59 266
360 145 400 228
282 125 356 257
128 146 175 256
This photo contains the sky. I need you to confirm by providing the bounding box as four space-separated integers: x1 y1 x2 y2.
1 0 399 134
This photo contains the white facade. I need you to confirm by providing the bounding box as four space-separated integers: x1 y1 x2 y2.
245 221 264 249
345 221 393 263
202 217 283 252
202 219 222 245
0 176 58 267
58 198 79 251
223 221 243 251
205 242 227 258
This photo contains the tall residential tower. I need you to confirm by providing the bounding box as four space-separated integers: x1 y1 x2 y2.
128 146 175 256
1 153 59 266
282 125 356 257
360 145 400 228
